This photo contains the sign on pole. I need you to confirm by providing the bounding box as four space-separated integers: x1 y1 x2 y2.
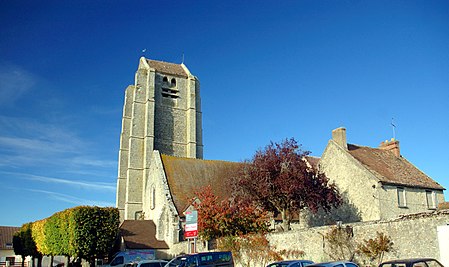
184 210 198 238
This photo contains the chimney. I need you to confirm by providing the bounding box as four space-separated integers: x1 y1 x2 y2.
379 138 400 157
332 127 347 150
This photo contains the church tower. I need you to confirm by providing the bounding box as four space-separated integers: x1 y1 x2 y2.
116 57 203 221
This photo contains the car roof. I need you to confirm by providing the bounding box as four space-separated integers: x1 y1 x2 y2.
380 258 440 265
137 260 167 263
309 261 356 267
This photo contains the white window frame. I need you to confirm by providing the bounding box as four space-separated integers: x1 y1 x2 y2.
397 187 407 208
426 190 437 209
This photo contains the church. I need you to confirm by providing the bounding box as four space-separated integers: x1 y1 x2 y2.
115 57 445 254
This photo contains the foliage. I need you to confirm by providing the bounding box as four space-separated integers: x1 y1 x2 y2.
357 232 394 265
192 185 269 240
13 223 42 267
72 206 120 266
31 219 48 255
217 234 282 267
234 138 341 230
324 226 357 261
20 206 119 267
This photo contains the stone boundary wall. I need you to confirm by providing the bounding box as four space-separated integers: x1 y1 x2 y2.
268 210 449 264
164 211 449 266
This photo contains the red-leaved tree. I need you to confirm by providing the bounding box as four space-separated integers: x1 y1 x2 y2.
233 138 341 231
191 185 269 240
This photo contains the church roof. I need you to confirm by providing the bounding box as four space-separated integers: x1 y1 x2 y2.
0 226 20 250
146 59 188 78
347 144 444 190
160 154 242 215
119 220 169 249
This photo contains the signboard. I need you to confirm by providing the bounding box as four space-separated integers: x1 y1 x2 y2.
184 210 198 238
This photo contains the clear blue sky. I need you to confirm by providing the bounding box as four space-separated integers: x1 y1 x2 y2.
1 0 448 227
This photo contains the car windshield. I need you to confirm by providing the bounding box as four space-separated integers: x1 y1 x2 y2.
167 257 188 267
414 260 444 267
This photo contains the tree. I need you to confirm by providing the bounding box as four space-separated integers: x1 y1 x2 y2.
234 138 341 230
324 225 357 261
13 223 42 267
192 185 269 240
357 232 394 265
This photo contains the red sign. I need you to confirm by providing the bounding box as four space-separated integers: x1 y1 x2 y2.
184 211 198 238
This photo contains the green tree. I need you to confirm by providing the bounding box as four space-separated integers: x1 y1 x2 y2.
234 138 341 231
72 206 120 267
13 223 42 267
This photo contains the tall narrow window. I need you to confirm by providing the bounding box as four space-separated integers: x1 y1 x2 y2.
426 190 437 209
397 187 406 207
150 184 156 210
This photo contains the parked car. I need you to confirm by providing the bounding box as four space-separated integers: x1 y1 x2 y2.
307 261 359 267
165 251 233 267
131 260 168 267
378 258 444 267
267 260 314 267
107 250 156 267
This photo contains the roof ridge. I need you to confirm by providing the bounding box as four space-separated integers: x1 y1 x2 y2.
160 154 241 164
147 58 182 66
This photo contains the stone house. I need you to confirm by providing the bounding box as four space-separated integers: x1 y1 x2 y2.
318 127 445 223
116 57 446 254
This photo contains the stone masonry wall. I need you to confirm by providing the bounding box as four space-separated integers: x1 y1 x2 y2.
268 210 449 265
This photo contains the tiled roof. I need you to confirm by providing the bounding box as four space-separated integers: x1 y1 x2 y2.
0 226 20 250
347 144 444 190
161 155 242 214
304 156 320 171
146 59 188 78
120 220 169 249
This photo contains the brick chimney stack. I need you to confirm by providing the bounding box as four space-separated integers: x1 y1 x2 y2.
379 138 400 157
332 127 347 150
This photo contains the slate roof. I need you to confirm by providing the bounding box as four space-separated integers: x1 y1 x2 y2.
146 59 188 78
161 154 243 214
120 220 169 249
347 144 444 190
0 226 19 250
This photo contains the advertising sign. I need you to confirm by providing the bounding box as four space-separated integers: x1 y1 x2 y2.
184 210 198 238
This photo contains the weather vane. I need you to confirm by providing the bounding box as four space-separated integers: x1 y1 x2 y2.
391 118 396 140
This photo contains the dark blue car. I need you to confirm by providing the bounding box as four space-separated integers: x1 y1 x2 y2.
267 260 314 267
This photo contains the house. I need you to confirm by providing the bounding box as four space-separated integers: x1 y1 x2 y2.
0 226 22 267
318 127 445 222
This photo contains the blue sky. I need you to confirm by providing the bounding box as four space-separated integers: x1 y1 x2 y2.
1 0 448 227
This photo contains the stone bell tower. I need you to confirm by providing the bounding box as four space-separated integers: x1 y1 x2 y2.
116 57 203 221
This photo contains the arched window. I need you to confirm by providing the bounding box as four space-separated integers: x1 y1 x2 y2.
171 78 176 87
162 76 168 83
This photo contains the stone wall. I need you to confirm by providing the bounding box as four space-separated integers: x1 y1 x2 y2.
268 210 449 265
320 140 381 222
